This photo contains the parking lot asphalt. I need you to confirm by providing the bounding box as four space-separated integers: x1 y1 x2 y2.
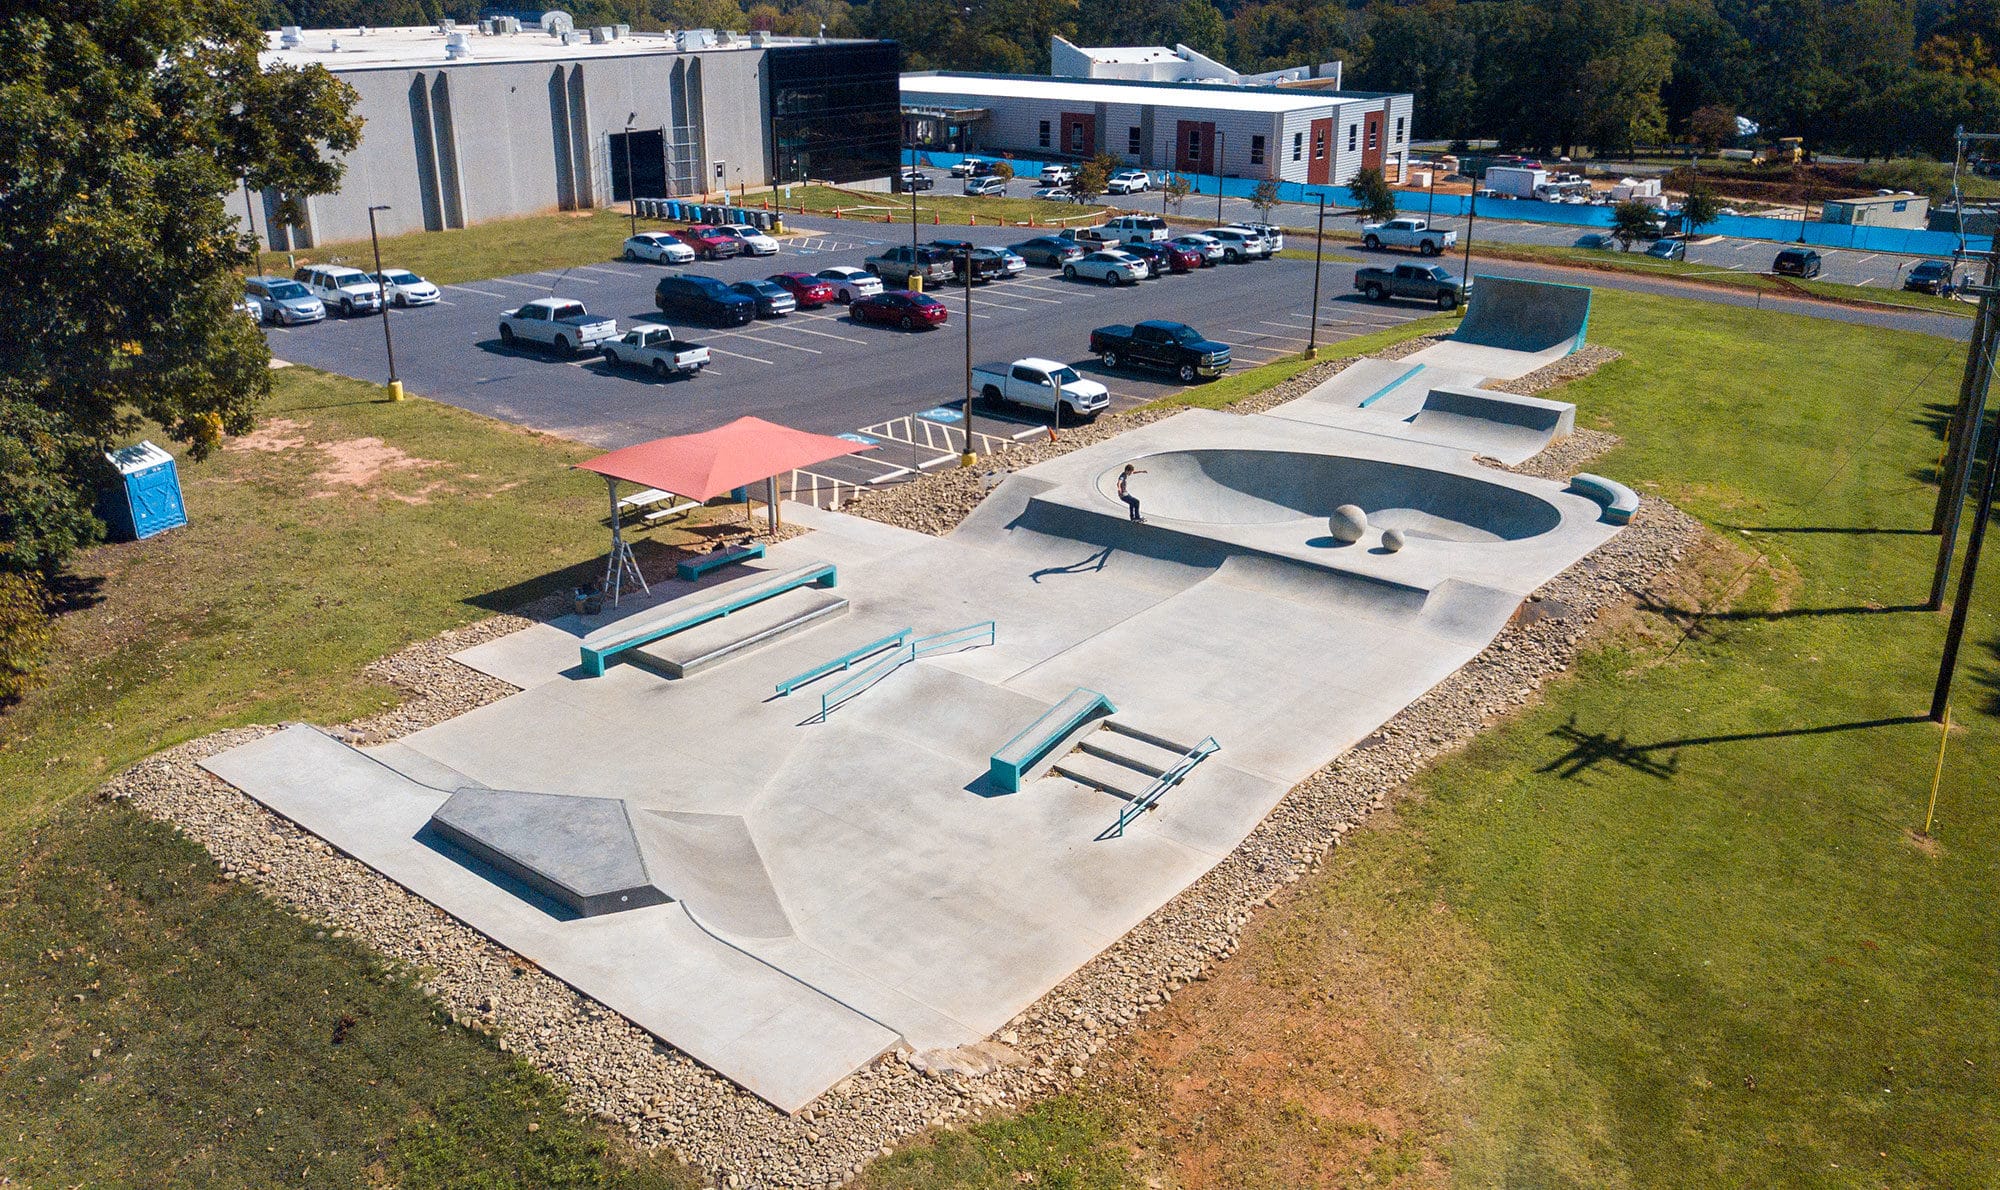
264 216 1433 504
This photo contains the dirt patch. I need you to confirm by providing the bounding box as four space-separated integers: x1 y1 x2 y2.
226 418 309 454
311 437 441 498
1903 827 1942 859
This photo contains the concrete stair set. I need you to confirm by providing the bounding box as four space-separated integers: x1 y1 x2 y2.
1049 719 1207 807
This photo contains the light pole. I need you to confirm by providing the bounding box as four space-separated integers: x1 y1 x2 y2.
960 245 977 466
1215 130 1226 224
1307 193 1327 354
366 204 401 401
1460 186 1476 305
1425 162 1437 226
623 114 638 238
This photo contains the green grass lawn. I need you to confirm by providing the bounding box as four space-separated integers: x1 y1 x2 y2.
296 207 644 287
786 183 1117 230
858 289 2000 1187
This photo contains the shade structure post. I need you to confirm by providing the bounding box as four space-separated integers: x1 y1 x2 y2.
602 475 648 609
766 475 780 532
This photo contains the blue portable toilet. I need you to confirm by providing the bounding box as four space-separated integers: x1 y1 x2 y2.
101 441 187 541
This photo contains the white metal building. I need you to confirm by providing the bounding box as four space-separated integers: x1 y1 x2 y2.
900 72 1412 187
252 22 899 248
1049 35 1341 90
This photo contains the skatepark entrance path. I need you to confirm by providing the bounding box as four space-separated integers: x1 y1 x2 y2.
198 282 1624 1112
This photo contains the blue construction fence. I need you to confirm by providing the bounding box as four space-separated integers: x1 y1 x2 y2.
909 149 1987 257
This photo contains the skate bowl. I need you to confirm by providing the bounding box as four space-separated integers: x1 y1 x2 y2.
1098 449 1564 543
1451 275 1592 355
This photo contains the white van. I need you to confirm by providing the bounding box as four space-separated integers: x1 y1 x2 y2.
1103 214 1170 244
964 175 1008 196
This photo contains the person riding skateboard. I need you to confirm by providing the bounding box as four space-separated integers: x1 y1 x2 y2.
1118 463 1146 522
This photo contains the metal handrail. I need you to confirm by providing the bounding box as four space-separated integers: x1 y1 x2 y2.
1099 736 1219 840
776 628 911 696
818 619 996 719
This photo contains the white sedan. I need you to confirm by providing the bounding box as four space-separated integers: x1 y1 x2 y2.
814 265 883 303
368 268 441 307
623 232 695 264
1063 250 1147 286
716 224 780 256
1032 187 1075 202
978 246 1029 277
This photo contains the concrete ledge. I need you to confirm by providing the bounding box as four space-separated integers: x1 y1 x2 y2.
1569 473 1640 524
580 561 838 676
630 588 850 678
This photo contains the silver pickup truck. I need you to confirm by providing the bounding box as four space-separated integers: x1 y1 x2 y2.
599 324 710 379
497 298 618 356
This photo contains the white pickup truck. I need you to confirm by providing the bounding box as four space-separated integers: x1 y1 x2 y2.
1360 217 1457 256
971 358 1110 421
599 324 710 379
497 298 619 356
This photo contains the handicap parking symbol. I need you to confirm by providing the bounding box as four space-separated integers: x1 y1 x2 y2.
919 406 963 424
838 433 878 445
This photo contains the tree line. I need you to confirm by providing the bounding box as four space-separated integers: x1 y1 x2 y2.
262 0 2000 160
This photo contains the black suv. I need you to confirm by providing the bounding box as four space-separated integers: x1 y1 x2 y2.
925 240 1005 282
1904 259 1958 295
1772 248 1823 279
654 275 755 326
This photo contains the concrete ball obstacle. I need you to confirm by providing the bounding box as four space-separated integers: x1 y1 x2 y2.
1328 504 1368 543
1381 527 1406 552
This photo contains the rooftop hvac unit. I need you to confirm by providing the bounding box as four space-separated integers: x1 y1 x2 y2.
590 25 610 43
559 30 575 45
478 19 494 33
445 32 471 58
542 10 573 35
715 28 735 44
437 18 454 33
614 23 629 38
279 25 302 47
749 30 769 46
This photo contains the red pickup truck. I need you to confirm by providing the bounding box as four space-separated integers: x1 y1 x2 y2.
675 225 741 261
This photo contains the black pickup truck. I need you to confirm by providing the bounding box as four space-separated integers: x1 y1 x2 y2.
1088 320 1232 383
1354 263 1472 310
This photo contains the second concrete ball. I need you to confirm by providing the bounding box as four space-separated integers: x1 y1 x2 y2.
1381 527 1406 553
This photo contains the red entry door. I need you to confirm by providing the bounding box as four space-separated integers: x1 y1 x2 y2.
1175 120 1216 174
1363 111 1385 171
1306 117 1333 185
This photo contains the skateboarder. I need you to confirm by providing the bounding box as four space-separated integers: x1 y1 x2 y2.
1117 464 1146 522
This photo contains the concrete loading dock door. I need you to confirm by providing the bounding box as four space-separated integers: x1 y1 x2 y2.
198 279 1628 1112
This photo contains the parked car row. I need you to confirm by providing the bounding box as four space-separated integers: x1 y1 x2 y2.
625 222 780 264
242 264 441 327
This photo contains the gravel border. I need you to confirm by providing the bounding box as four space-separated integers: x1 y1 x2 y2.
105 346 1684 1189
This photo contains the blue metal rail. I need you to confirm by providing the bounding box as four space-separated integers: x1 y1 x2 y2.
817 620 996 720
1098 736 1220 840
775 629 912 696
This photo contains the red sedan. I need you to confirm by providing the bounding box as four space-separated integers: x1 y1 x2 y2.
850 290 948 330
768 272 835 309
674 225 741 260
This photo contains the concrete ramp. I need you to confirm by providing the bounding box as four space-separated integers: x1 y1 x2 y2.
1451 275 1591 355
1397 386 1576 465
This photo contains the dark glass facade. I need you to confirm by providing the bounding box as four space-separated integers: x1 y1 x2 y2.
766 42 902 185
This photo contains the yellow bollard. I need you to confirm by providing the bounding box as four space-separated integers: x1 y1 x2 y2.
387 380 405 402
960 451 977 467
909 274 923 293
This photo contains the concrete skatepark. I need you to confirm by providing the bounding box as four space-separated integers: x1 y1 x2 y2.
200 277 1629 1112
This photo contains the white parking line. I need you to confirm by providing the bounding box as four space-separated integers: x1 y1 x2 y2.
539 271 599 284
487 277 554 291
994 288 1063 304
775 322 868 345
916 453 959 469
578 264 643 277
723 331 822 354
705 346 776 365
868 467 914 484
1233 327 1311 344
446 284 508 298
1859 277 1876 286
1851 254 1879 265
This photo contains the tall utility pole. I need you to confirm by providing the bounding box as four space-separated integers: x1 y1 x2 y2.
908 140 922 290
623 115 638 238
367 204 401 401
1460 186 1477 292
960 245 977 465
1307 193 1327 354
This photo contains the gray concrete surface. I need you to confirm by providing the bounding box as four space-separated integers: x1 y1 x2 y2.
201 347 1628 1110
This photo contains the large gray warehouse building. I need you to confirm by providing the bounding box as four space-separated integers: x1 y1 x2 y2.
254 21 900 248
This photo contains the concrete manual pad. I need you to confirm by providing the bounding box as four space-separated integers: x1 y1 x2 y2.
199 371 1624 1109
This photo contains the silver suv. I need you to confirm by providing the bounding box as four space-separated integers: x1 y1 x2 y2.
243 276 325 325
294 264 383 317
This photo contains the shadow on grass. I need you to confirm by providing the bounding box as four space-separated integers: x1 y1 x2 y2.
462 524 761 614
1724 524 1936 536
1637 594 1931 623
43 571 105 617
1974 637 2000 718
1539 714 1928 780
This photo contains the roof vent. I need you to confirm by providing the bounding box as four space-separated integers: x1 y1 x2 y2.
590 25 610 43
542 10 574 36
749 29 769 46
437 18 454 33
445 32 471 58
279 25 302 47
614 23 629 38
559 29 575 45
330 37 341 50
478 19 494 33
715 28 735 44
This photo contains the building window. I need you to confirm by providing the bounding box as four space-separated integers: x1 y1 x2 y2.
1348 124 1358 152
1128 126 1142 155
1293 132 1303 161
1187 128 1202 159
1396 115 1406 143
1250 135 1265 165
1313 128 1324 160
1038 120 1050 148
1368 123 1379 151
1068 122 1086 153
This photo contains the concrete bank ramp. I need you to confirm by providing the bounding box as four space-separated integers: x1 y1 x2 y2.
1450 275 1592 355
1398 386 1577 465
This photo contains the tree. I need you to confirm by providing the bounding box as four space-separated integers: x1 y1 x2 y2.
1687 104 1739 153
1249 180 1282 221
1173 0 1228 60
0 0 361 582
990 160 1016 183
1678 183 1723 234
1611 199 1663 249
1163 172 1193 213
1349 166 1398 223
1073 153 1118 206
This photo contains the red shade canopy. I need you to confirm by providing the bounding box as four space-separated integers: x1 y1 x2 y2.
575 417 874 502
